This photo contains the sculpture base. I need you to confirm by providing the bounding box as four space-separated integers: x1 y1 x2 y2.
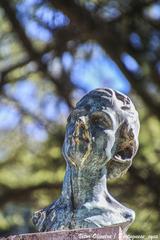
0 226 129 240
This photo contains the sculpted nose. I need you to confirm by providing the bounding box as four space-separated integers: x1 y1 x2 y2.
79 116 87 126
73 116 90 143
74 116 88 131
73 117 85 137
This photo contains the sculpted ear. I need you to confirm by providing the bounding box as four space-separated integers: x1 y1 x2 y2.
107 121 138 179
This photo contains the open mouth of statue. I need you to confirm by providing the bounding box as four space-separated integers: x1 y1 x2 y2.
112 154 126 163
112 146 133 163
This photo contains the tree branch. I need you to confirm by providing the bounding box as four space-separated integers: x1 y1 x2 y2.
1 43 55 81
0 0 74 108
1 92 57 134
51 0 160 120
109 0 159 23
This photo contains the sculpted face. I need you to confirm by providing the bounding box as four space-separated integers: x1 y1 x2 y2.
63 101 117 169
63 88 140 177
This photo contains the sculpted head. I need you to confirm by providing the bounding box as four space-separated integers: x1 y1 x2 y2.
63 88 140 179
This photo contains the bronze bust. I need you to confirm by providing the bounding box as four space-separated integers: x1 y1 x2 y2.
32 88 140 233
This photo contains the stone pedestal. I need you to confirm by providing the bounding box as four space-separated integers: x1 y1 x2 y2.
0 226 129 240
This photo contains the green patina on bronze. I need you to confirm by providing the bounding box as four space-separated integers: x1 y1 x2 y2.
32 88 140 233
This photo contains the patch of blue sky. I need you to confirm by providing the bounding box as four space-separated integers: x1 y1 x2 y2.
36 5 55 23
40 94 58 121
36 5 69 28
150 32 160 51
71 44 130 93
42 93 69 122
0 104 20 130
16 0 39 24
25 20 52 42
145 3 160 21
25 122 48 142
62 52 73 71
99 6 121 21
5 79 69 123
4 80 39 113
129 33 142 49
16 1 52 42
17 0 69 42
121 53 140 74
18 0 42 8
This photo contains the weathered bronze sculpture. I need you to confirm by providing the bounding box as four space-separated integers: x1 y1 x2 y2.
32 88 140 233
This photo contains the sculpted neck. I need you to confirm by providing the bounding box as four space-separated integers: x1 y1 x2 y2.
61 161 108 208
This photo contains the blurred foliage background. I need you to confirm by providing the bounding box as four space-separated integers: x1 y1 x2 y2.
0 0 160 237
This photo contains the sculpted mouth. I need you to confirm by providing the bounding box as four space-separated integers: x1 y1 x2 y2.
112 154 131 163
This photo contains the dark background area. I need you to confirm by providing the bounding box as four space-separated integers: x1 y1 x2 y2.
0 0 160 237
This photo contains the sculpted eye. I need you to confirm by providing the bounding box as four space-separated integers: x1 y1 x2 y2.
90 113 113 129
90 115 100 124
